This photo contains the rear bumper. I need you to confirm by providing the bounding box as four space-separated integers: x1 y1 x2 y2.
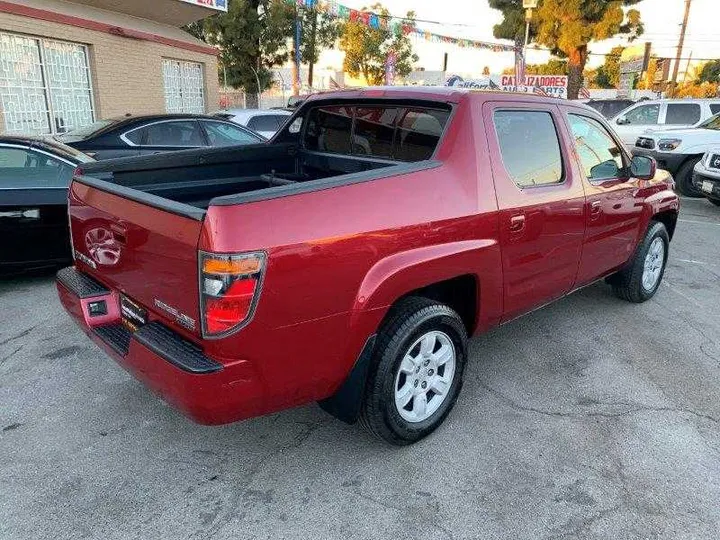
56 266 265 424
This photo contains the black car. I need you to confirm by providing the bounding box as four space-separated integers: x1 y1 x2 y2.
57 114 265 160
0 136 94 273
585 99 636 119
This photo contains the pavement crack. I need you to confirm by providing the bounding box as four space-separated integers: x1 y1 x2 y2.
654 284 720 365
476 379 718 424
0 345 24 365
347 490 455 540
545 503 622 539
0 325 37 347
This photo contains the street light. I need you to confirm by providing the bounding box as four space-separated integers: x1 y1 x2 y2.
523 0 538 68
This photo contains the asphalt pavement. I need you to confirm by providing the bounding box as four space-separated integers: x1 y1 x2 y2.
1 198 719 540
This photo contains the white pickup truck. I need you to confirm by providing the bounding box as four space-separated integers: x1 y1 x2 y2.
632 113 720 197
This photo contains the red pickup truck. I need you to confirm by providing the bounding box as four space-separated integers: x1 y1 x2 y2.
57 88 679 445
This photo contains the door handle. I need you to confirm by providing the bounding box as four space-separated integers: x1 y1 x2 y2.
590 201 602 217
509 214 526 233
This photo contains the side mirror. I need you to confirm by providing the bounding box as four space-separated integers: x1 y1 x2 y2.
630 155 656 180
616 115 629 125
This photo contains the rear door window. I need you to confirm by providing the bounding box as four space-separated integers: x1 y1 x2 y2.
710 104 720 115
623 104 660 125
665 103 702 125
493 110 563 187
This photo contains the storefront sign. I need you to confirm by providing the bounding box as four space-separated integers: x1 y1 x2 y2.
178 0 228 11
446 74 568 99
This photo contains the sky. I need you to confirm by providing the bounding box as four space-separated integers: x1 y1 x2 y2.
317 0 719 78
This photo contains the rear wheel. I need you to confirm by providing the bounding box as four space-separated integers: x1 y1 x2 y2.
611 221 669 303
360 297 467 445
674 157 703 197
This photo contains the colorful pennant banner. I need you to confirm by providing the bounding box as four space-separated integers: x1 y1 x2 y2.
285 0 518 53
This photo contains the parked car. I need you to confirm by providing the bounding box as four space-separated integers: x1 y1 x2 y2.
213 109 292 138
57 114 265 160
633 112 720 196
692 148 720 206
0 136 93 273
610 98 720 146
585 98 636 119
56 88 679 445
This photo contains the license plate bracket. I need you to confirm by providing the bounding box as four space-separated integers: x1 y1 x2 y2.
120 294 148 331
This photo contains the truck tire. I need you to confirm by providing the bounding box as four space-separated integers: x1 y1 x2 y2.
611 221 670 303
359 297 467 445
674 157 702 197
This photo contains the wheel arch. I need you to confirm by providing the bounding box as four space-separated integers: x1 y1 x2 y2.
350 239 499 336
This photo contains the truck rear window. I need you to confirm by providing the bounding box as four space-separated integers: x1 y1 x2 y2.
303 105 450 161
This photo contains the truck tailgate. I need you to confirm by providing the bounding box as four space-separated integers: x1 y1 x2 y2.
68 180 204 338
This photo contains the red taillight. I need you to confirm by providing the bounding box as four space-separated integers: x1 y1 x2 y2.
200 251 265 338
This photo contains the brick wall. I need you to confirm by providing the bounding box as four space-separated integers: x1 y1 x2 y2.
0 11 219 120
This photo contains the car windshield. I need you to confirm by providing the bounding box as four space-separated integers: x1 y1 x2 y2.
698 113 720 130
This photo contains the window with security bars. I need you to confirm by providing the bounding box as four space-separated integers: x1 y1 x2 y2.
162 59 205 114
0 32 95 135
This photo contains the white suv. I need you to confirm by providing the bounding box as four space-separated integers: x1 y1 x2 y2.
610 99 720 147
632 113 720 196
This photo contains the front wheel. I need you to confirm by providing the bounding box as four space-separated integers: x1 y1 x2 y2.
675 157 703 197
611 221 670 303
360 297 467 445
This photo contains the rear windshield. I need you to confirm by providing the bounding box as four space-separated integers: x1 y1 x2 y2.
56 119 118 142
303 104 451 161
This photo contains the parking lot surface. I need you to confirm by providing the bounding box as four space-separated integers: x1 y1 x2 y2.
1 198 719 540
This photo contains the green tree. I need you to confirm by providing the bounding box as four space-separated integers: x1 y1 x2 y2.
502 59 567 75
593 46 624 89
300 7 341 88
528 59 568 75
697 60 720 84
186 0 293 107
489 0 643 99
339 4 418 85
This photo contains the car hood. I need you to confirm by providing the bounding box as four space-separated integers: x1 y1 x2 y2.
642 127 717 140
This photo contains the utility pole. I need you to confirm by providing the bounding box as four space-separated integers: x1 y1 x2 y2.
307 9 317 89
670 0 692 97
292 7 301 96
